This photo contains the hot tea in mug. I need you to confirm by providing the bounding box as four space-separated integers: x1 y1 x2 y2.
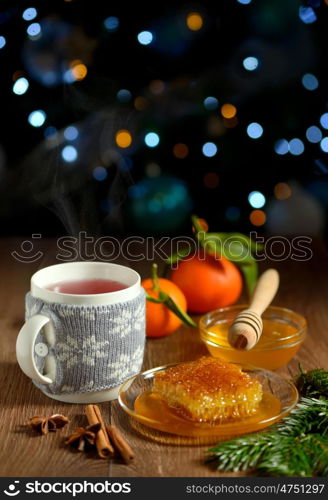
16 262 146 403
46 279 127 294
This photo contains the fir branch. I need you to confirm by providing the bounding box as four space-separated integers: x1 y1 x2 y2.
276 397 328 437
207 397 328 477
257 435 314 477
307 434 328 476
295 366 328 398
207 432 276 472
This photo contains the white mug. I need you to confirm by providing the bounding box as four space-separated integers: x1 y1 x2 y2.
16 262 146 403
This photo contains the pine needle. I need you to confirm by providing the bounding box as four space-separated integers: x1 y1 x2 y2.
294 366 328 398
206 367 328 477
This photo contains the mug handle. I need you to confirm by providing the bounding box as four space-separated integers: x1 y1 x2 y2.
16 314 53 385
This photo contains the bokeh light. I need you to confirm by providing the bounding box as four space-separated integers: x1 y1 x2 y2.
186 12 203 31
145 163 161 178
173 143 189 159
64 126 79 141
243 56 258 71
306 125 322 143
289 138 304 155
0 36 6 49
274 182 292 200
27 22 41 37
2 0 325 238
248 191 266 208
250 210 266 226
302 73 318 91
247 122 263 139
61 145 78 162
202 142 217 157
71 63 87 81
22 8 37 21
149 80 165 95
320 137 328 153
145 179 190 216
145 132 160 148
117 89 132 102
93 166 108 181
221 103 237 119
13 77 29 95
28 110 46 127
134 96 148 110
204 96 218 110
299 6 317 24
104 16 119 31
320 113 328 129
115 129 132 148
226 206 240 221
137 31 153 45
204 172 219 188
63 69 75 84
148 199 161 213
274 139 289 155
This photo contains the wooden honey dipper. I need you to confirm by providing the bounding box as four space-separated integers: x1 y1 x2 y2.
228 268 280 350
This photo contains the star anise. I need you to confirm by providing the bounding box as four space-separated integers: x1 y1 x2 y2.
29 414 69 435
64 423 101 452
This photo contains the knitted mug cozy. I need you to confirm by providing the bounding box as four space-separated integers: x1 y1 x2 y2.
25 289 146 396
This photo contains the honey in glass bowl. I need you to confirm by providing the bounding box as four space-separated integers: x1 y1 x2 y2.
199 305 307 370
118 363 299 444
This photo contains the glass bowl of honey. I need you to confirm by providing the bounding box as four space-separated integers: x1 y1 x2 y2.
118 362 299 445
199 305 307 370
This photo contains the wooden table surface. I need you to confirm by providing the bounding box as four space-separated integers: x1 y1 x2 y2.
0 238 327 477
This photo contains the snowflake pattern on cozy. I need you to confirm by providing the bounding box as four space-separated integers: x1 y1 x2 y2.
56 334 110 368
109 302 145 338
25 289 146 395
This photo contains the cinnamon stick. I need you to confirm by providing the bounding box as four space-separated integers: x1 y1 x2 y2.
85 405 114 459
106 425 135 464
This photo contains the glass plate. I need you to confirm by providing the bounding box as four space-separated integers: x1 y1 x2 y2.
118 363 299 445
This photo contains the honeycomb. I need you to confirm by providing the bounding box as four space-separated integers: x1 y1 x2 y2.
153 357 263 423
